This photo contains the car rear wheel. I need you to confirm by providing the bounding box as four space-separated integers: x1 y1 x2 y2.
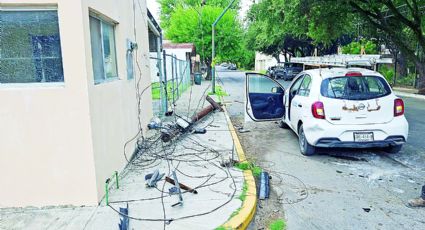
384 145 402 154
299 125 316 156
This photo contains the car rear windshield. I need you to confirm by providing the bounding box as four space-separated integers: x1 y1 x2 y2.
320 76 391 100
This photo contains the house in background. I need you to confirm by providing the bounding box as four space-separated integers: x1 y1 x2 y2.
0 0 152 207
163 41 197 74
255 52 287 72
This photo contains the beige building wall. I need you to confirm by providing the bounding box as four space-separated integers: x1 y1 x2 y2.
0 0 152 207
81 0 153 200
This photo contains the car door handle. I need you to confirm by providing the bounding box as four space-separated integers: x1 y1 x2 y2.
298 104 303 108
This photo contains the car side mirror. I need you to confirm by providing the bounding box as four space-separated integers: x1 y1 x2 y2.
271 87 284 94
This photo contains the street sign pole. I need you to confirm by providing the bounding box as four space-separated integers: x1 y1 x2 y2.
211 0 236 94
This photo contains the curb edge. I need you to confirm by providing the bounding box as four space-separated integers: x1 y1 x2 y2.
220 105 257 230
395 91 425 100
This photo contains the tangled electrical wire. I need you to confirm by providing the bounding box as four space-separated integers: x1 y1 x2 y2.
100 2 244 229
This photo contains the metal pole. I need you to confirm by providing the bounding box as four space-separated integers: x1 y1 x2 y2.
162 50 168 114
157 36 165 116
211 0 236 94
175 55 179 99
171 55 175 105
394 52 398 86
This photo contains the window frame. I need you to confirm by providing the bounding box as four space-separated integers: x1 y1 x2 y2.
289 75 304 96
247 73 283 94
89 13 119 84
0 6 65 86
297 74 312 97
320 76 392 100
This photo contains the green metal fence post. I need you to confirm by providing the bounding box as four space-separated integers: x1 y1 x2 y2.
105 179 110 205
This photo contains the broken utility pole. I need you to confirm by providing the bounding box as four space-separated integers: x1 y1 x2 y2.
161 96 222 142
165 176 198 194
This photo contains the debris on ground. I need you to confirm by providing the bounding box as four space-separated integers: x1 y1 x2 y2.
259 172 270 200
165 176 198 194
145 169 164 188
161 96 222 142
118 203 129 230
362 208 371 213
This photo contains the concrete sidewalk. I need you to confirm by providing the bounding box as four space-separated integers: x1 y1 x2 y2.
0 81 249 230
393 87 425 100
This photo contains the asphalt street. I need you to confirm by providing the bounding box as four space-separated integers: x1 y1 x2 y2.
216 68 425 230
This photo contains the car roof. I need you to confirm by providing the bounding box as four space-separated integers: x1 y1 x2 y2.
303 67 383 79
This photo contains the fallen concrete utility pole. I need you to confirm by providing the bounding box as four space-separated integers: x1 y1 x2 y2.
161 96 222 142
165 176 198 194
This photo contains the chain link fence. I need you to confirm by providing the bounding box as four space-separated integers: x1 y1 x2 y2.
150 51 191 117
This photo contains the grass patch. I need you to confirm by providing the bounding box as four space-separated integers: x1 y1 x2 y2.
259 70 267 75
215 227 231 230
151 82 162 100
238 181 248 201
151 81 190 100
208 85 228 97
270 219 286 230
229 207 242 219
235 161 263 177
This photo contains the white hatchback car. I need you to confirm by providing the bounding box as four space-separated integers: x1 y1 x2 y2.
245 68 409 156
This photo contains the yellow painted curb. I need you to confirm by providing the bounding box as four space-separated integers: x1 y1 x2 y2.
221 105 257 230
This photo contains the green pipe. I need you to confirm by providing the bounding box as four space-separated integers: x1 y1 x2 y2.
104 172 119 205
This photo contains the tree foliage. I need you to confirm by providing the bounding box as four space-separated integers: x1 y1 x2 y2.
165 5 253 72
342 39 378 54
301 0 425 93
245 0 352 62
247 0 425 93
158 0 240 28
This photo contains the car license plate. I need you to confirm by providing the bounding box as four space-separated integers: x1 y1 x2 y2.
354 132 374 142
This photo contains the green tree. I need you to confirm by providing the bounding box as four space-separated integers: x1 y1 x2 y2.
288 0 425 94
158 0 240 28
342 39 378 54
166 5 249 78
245 0 349 62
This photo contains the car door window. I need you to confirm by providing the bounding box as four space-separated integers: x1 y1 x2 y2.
246 73 285 121
248 73 283 93
290 75 304 98
297 75 312 97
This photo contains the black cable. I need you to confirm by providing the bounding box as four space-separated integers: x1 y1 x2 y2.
105 4 241 225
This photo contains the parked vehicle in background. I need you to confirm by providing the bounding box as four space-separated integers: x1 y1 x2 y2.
245 68 409 156
228 63 237 70
266 66 276 78
220 63 230 68
273 62 303 81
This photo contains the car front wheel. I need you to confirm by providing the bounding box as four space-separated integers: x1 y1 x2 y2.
298 125 316 156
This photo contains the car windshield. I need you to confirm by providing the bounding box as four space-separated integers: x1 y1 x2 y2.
321 76 391 100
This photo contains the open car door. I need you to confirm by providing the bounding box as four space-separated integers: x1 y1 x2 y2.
246 72 285 121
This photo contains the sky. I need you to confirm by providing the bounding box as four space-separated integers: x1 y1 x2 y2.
146 0 254 23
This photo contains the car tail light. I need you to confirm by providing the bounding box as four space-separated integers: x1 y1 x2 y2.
345 71 362 77
312 101 325 119
394 99 404 117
